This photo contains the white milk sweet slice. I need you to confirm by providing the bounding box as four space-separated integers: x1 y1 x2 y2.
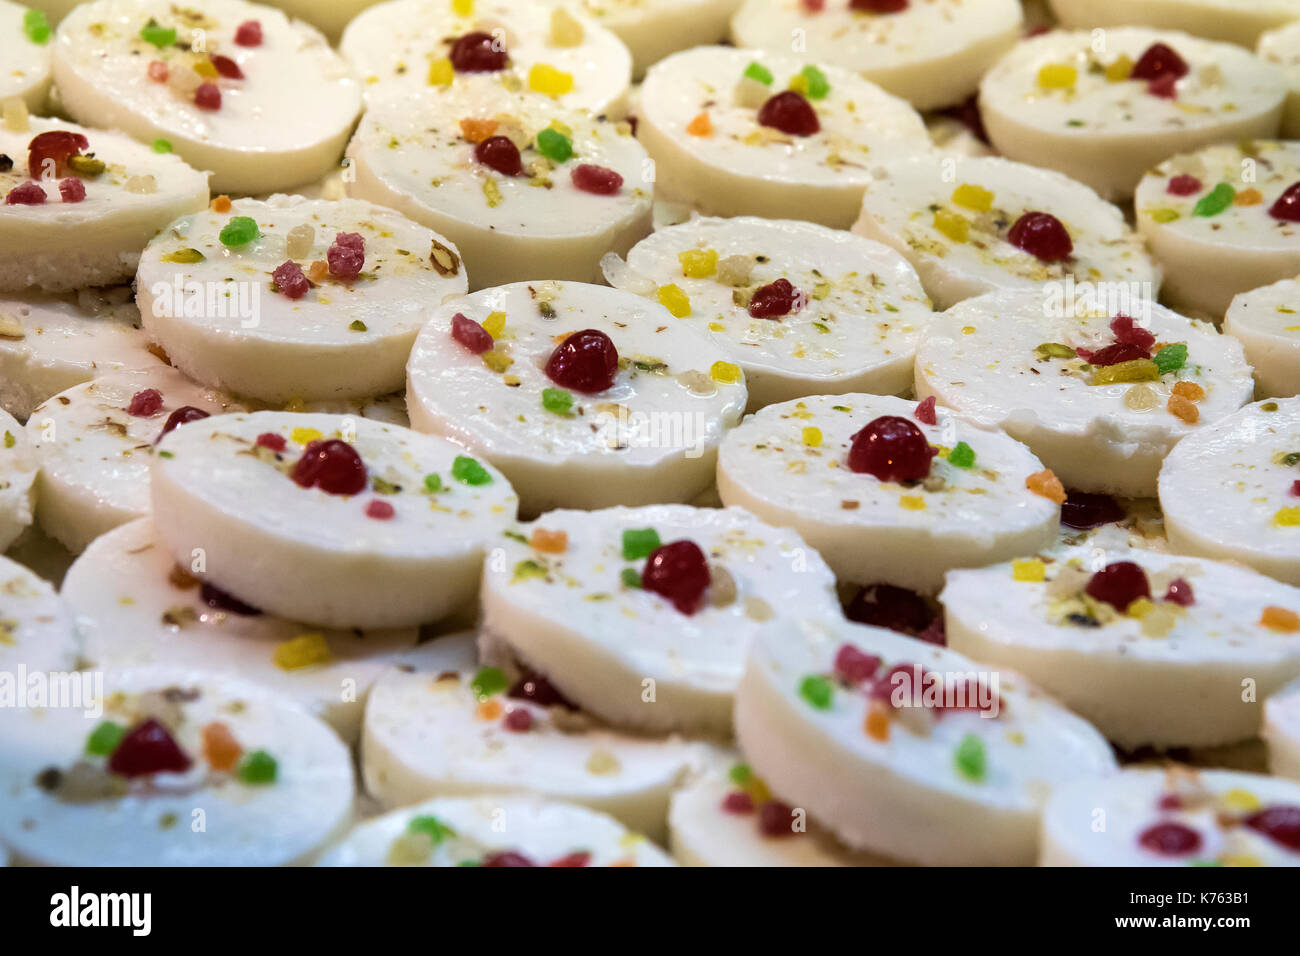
1266 679 1300 779
1135 142 1300 319
620 216 934 409
1052 0 1300 49
850 155 1160 310
1259 19 1300 137
341 0 632 117
479 504 842 736
26 366 242 554
730 0 1022 111
915 289 1254 497
1041 767 1300 866
1 0 53 110
943 546 1300 749
0 117 208 293
406 281 747 516
346 86 651 290
716 392 1060 592
638 45 930 229
64 517 421 744
149 411 519 629
136 195 467 404
263 0 382 41
734 615 1117 865
53 0 363 194
566 0 738 77
0 408 35 551
0 666 354 866
0 291 161 421
1224 277 1300 397
319 795 675 867
0 551 79 673
1158 397 1300 586
979 27 1286 201
360 631 704 840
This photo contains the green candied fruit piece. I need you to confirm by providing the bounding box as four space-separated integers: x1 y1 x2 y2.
541 387 574 416
728 763 752 784
954 734 986 782
23 9 50 44
798 675 833 710
66 155 105 177
1034 342 1077 360
407 815 455 844
349 320 368 332
1153 343 1188 376
621 527 661 560
4 431 15 449
161 248 205 264
743 61 773 85
423 473 442 493
152 138 173 154
470 666 508 700
85 720 126 756
219 216 260 247
947 441 976 469
620 567 642 589
1262 401 1280 412
1192 182 1235 217
513 559 547 582
451 455 492 485
535 127 573 164
140 18 177 48
237 750 278 785
799 65 830 100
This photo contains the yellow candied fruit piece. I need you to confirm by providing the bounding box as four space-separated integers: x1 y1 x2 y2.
1150 208 1180 224
1105 54 1134 82
933 208 969 243
1012 558 1046 583
1236 188 1263 206
1276 508 1300 527
899 495 926 511
1037 63 1077 89
1091 359 1158 385
428 57 454 87
1126 597 1155 618
291 426 322 445
1260 604 1300 630
481 310 506 338
1221 855 1263 867
708 321 726 332
657 283 691 317
193 60 218 78
476 699 503 721
961 325 976 335
710 361 742 384
452 0 473 15
802 427 822 447
529 63 574 97
1221 788 1261 812
951 183 994 212
678 248 718 278
1026 468 1066 504
482 349 514 372
273 633 333 671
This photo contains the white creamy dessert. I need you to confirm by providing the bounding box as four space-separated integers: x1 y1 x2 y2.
479 504 842 736
263 0 382 41
637 45 931 229
406 281 747 515
0 407 36 551
567 0 739 77
1266 679 1300 780
1 0 53 110
716 392 1061 592
136 195 467 403
53 0 363 194
620 216 934 409
851 155 1160 310
1224 277 1300 397
979 27 1286 200
1040 767 1300 866
0 550 80 674
1052 0 1300 48
733 614 1117 865
915 289 1254 497
1258 19 1300 137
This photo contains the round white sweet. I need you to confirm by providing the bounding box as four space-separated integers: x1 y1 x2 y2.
0 551 79 674
915 289 1254 497
1259 19 1300 137
53 0 362 194
570 0 738 77
26 367 243 554
1266 679 1300 780
1041 767 1300 866
1158 397 1300 586
0 0 53 110
360 631 705 840
1135 141 1300 319
319 794 675 867
944 546 1300 749
136 195 466 404
716 392 1060 592
1052 0 1300 49
64 517 421 744
979 27 1286 201
0 407 35 551
341 0 632 116
480 504 842 736
620 216 934 409
851 155 1160 310
734 614 1117 865
406 281 747 516
0 117 208 294
1224 277 1300 397
346 87 652 291
0 666 354 866
730 0 1022 111
637 45 931 229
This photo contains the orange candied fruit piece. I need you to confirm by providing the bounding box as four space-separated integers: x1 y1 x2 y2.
1025 468 1066 504
459 117 499 143
308 260 329 282
1172 380 1205 402
476 699 504 721
1235 188 1263 206
201 721 242 772
686 112 713 137
1260 605 1300 631
864 701 890 741
1167 393 1199 424
210 194 231 213
530 528 568 554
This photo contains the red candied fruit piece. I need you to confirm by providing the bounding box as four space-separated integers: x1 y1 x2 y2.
365 499 395 520
869 662 920 707
1078 342 1149 367
1146 73 1179 99
27 130 88 179
1138 821 1201 856
256 432 286 452
571 163 623 195
1110 313 1155 351
1007 211 1073 262
801 0 825 10
327 233 365 280
1085 561 1151 611
1157 793 1183 811
833 643 882 684
545 328 619 393
474 135 524 177
1245 805 1300 851
272 260 309 300
509 672 576 709
194 82 222 111
201 581 261 615
847 415 937 482
850 0 908 10
1167 174 1202 196
5 182 45 205
549 851 591 867
642 540 711 615
1130 43 1188 82
333 232 364 249
913 395 937 425
59 179 86 203
722 791 755 814
107 718 192 777
127 388 164 417
292 439 367 495
234 20 262 46
147 60 169 82
757 90 820 136
449 31 508 73
211 55 244 79
157 406 209 441
1164 578 1195 607
748 278 803 319
450 312 494 354
1060 490 1125 529
482 851 537 867
757 801 801 837
1270 182 1300 222
503 708 532 732
1291 479 1300 497
845 583 933 636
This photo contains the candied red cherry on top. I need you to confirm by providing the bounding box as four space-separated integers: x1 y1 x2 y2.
127 388 164 417
1167 174 1202 196
272 260 309 300
107 718 193 777
1130 43 1189 83
194 82 222 111
26 130 89 179
571 164 623 195
847 415 937 483
757 800 801 837
482 850 537 866
642 540 711 615
833 643 882 685
1084 561 1150 611
1164 578 1195 607
850 0 909 10
1137 821 1201 856
450 312 494 354
748 279 804 319
4 182 45 205
1109 313 1155 351
211 55 243 80
1007 211 1073 262
509 672 577 709
545 328 618 393
234 20 262 47
157 406 210 442
474 135 524 177
449 31 509 73
1270 182 1300 222
1245 805 1300 851
59 179 86 203
1059 490 1124 529
1078 342 1148 367
757 90 820 137
327 232 365 280
291 439 367 495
